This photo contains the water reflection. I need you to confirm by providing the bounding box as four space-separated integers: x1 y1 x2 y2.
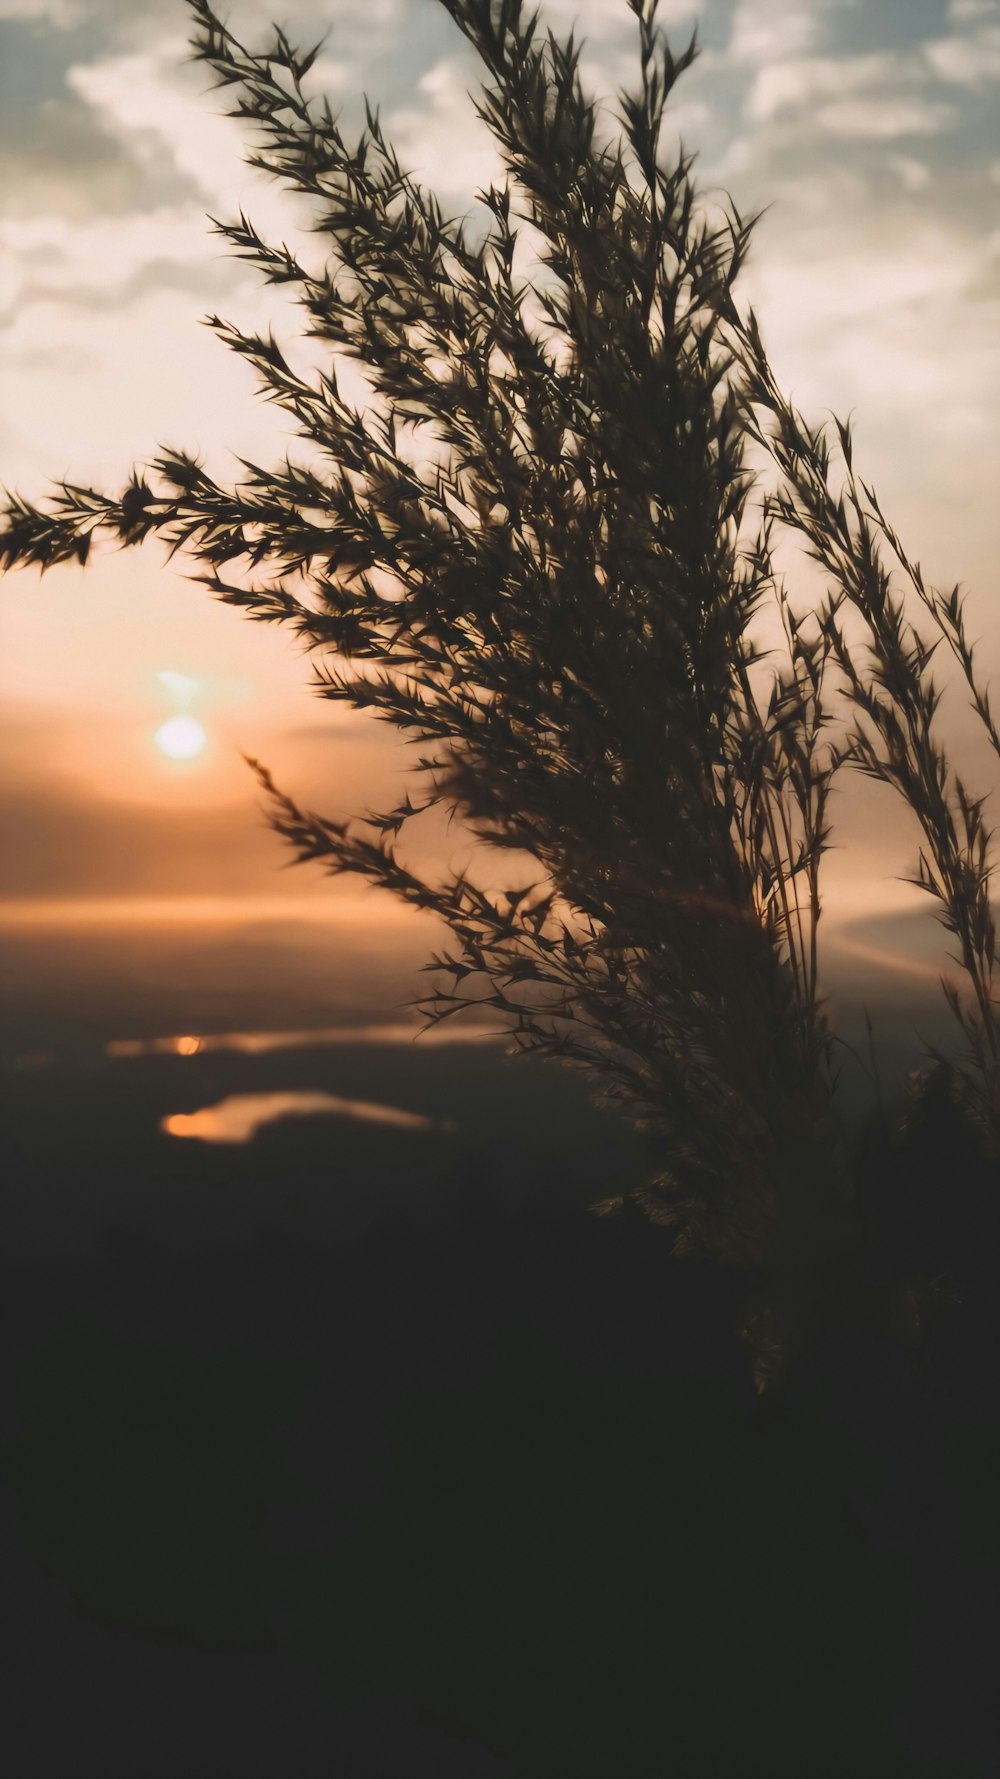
110 1023 502 1059
162 1091 453 1145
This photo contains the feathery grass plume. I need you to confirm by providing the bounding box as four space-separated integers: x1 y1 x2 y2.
4 0 951 1376
734 313 1000 1158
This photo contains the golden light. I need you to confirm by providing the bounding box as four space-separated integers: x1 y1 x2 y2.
155 714 206 760
162 1111 204 1140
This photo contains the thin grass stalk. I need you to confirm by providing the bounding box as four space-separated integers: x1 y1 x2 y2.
732 305 1000 1146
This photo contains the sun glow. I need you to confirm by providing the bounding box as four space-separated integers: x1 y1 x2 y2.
162 1091 452 1145
155 714 206 760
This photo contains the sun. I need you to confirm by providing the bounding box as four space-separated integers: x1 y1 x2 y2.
155 714 207 761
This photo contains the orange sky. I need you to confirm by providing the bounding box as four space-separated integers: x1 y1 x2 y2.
2 0 999 990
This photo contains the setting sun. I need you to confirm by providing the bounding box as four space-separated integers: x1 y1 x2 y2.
155 715 207 761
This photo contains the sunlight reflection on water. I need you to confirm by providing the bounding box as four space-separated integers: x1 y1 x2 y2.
109 1023 502 1058
162 1091 455 1145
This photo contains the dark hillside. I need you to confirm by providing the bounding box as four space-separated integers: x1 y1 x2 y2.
4 1036 996 1775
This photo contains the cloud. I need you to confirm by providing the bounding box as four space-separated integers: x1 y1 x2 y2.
0 0 80 20
0 251 243 330
747 218 980 341
727 0 823 65
816 96 955 139
0 17 198 217
747 53 854 121
0 0 408 222
0 30 343 333
0 0 236 54
889 154 932 191
0 201 248 337
66 38 275 213
0 777 279 899
745 45 959 140
0 95 189 218
747 52 903 123
739 200 1000 610
385 55 504 204
538 0 699 42
4 0 1000 861
924 24 1000 85
0 0 403 45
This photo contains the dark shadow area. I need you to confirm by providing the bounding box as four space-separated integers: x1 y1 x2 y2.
1 1038 997 1776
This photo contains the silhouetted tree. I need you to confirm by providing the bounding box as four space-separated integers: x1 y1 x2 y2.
3 0 997 1379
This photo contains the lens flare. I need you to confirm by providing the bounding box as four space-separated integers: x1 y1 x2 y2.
156 670 201 705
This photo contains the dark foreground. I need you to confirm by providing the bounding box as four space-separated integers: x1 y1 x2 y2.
2 1031 999 1778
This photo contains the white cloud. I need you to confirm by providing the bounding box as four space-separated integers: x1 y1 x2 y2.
0 273 291 488
707 133 752 180
747 52 904 124
761 165 869 219
889 154 931 192
746 48 956 139
817 97 955 138
746 222 976 341
2 205 222 299
68 43 247 210
385 56 504 204
0 0 78 19
61 39 340 260
948 0 998 20
739 209 1000 598
0 0 202 45
0 0 403 38
924 25 1000 85
728 0 822 65
542 0 698 36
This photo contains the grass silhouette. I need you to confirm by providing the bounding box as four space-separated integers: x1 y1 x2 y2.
9 0 994 1358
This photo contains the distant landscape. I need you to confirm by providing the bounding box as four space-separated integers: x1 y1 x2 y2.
3 897 995 1775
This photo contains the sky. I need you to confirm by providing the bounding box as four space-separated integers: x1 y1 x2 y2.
1 0 999 1005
